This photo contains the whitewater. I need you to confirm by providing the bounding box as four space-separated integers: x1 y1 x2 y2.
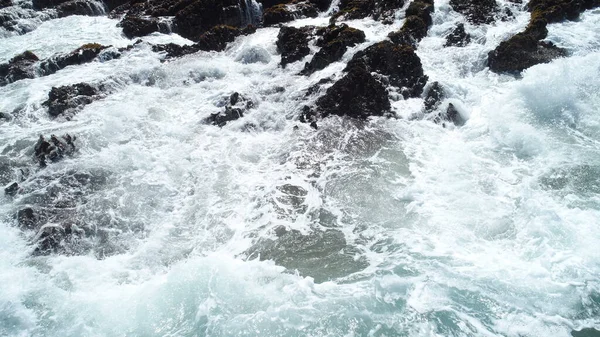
1 0 600 336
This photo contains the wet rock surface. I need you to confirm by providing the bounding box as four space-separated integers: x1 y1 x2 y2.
263 0 318 26
45 82 105 118
444 23 471 47
39 43 110 75
331 0 406 23
346 40 428 98
0 50 39 86
276 25 312 67
246 226 369 283
205 92 255 126
388 0 434 46
449 0 499 24
301 24 365 75
311 66 391 119
119 15 172 38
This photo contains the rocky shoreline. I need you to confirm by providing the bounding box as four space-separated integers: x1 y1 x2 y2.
1 0 599 267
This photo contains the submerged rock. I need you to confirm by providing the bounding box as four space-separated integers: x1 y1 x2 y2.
571 328 600 337
346 40 428 98
313 66 391 119
34 134 76 167
45 82 104 118
301 24 366 75
205 92 255 127
424 81 445 112
444 23 471 47
4 182 19 196
277 25 312 67
246 226 369 283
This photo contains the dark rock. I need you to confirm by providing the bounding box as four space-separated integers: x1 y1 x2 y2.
45 83 103 118
31 0 70 10
175 0 253 40
488 21 567 73
205 92 255 126
346 40 428 98
17 208 36 229
55 0 107 17
424 81 444 112
263 1 318 26
119 16 161 38
246 226 368 283
0 0 12 8
4 182 19 196
196 25 253 52
314 66 391 119
445 103 465 126
528 0 590 23
0 51 39 87
332 0 405 23
34 134 77 166
444 23 471 47
302 24 366 75
449 0 499 24
152 43 201 58
388 0 434 46
277 26 311 67
39 43 108 76
102 0 129 11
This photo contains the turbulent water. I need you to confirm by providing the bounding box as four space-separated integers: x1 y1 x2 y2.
1 0 600 336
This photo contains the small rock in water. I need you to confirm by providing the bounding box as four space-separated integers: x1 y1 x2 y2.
206 92 255 127
0 51 39 86
444 23 471 47
45 82 103 118
572 328 600 337
277 26 312 67
424 81 445 112
4 182 19 196
34 134 76 167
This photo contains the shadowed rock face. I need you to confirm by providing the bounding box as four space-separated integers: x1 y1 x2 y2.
388 0 434 46
301 24 366 75
246 226 369 283
314 66 391 119
346 41 428 98
276 25 312 67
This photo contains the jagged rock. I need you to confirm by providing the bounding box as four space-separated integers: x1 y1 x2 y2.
245 226 368 283
0 0 12 8
45 83 103 118
4 182 19 196
388 0 434 46
31 0 70 10
444 103 465 126
444 23 471 47
449 0 499 24
260 0 331 11
263 1 318 26
17 207 36 229
206 92 255 126
424 81 444 112
488 20 567 73
0 51 39 86
302 24 366 75
332 0 405 23
312 66 391 119
39 43 108 75
34 134 76 167
152 43 201 58
346 40 428 98
277 26 312 67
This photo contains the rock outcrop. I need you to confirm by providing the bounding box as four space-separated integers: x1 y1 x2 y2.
276 25 312 67
263 1 318 26
0 51 39 86
45 82 106 118
449 0 499 24
301 24 366 75
444 23 471 47
388 0 434 46
331 0 405 23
